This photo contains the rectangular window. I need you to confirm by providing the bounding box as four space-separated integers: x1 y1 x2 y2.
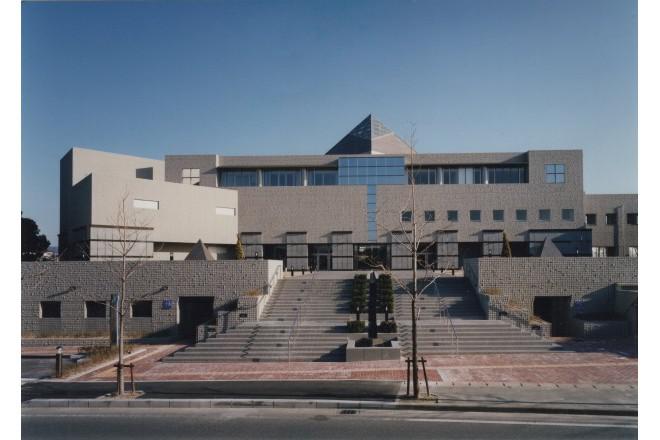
544 164 565 184
539 209 551 222
472 168 483 184
181 168 200 185
592 246 607 257
447 210 458 222
606 213 617 225
220 169 258 187
409 168 437 185
586 214 597 225
424 210 435 222
215 207 236 216
308 169 338 186
442 168 458 184
85 301 106 318
40 301 61 318
561 209 575 221
516 209 527 222
492 210 504 222
133 199 159 210
628 246 638 257
132 301 153 318
401 211 412 222
263 169 302 186
627 213 637 225
469 210 481 222
487 167 527 184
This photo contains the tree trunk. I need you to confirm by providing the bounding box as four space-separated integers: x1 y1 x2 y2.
117 279 125 396
411 295 419 398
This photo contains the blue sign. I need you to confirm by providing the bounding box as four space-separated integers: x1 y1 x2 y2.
162 299 173 310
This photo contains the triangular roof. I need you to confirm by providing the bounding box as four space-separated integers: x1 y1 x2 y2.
185 239 215 261
539 237 563 257
325 114 415 155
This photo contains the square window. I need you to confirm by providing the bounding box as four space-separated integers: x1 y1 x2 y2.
493 210 504 222
539 209 551 221
181 168 191 178
469 210 481 222
40 301 61 318
606 213 617 225
132 301 153 318
401 211 412 222
544 163 565 184
85 301 106 318
627 213 637 225
516 209 527 221
586 214 597 225
424 211 435 222
561 209 574 221
447 210 458 222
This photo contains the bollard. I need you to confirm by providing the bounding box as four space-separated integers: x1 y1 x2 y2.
302 267 305 275
451 268 455 276
290 268 294 277
55 346 63 378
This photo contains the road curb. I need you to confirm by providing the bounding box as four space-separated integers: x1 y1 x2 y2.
22 398 637 416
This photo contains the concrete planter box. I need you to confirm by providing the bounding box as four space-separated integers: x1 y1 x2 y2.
345 335 400 362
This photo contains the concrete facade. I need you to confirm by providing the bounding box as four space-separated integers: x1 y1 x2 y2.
22 260 282 338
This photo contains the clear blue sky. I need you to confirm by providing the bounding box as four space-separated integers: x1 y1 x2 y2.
22 0 637 245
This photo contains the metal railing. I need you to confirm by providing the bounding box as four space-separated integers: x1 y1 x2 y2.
438 293 459 355
287 270 315 362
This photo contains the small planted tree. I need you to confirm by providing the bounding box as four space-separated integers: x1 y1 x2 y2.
351 274 368 315
235 234 245 260
501 232 513 257
377 274 394 315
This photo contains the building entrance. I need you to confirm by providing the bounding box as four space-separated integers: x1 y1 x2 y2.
178 296 215 339
533 296 572 336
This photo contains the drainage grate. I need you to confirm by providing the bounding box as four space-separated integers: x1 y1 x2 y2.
340 409 357 415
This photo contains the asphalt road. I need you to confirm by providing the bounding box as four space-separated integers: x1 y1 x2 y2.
21 380 402 402
21 407 638 440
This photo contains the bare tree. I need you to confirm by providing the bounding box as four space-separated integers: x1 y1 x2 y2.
368 125 448 398
104 191 154 396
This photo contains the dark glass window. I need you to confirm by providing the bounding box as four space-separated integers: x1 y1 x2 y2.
493 210 504 222
401 211 412 222
220 169 258 187
85 301 106 318
307 169 338 186
442 168 458 184
544 164 565 184
263 169 302 186
586 214 597 225
469 210 481 222
561 209 575 221
487 167 527 184
409 168 437 185
424 211 435 222
40 301 61 318
627 213 637 225
606 213 617 225
516 209 527 221
338 156 406 185
447 210 458 222
473 168 483 184
132 301 153 318
539 209 551 221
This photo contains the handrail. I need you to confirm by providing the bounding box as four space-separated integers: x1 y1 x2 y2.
287 270 315 362
436 282 459 355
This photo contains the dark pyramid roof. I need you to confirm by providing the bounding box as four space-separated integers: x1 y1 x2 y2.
185 239 215 261
325 114 415 155
539 237 563 257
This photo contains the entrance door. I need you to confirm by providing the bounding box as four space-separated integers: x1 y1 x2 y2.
316 254 330 271
178 297 215 339
533 296 571 336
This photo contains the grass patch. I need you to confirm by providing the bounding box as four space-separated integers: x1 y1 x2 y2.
63 345 136 377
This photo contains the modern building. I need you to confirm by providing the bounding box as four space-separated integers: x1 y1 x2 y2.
59 115 637 269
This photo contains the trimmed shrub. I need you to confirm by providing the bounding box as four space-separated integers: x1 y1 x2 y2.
377 274 394 313
378 320 398 333
351 274 368 313
346 320 366 333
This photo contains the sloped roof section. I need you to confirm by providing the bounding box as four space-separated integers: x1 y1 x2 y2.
185 239 216 261
325 115 415 155
539 237 563 257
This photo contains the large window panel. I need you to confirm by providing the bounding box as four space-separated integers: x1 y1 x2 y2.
263 169 302 186
220 169 258 187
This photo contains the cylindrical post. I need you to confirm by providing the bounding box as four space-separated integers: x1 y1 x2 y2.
130 363 136 393
421 357 430 396
55 346 63 378
406 358 411 397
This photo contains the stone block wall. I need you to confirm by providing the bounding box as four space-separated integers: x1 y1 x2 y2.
22 260 282 338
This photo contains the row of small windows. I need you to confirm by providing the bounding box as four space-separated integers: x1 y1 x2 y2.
409 167 528 185
39 301 153 319
401 208 576 223
585 213 637 226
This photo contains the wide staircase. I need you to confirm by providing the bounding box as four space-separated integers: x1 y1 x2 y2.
395 276 555 356
165 276 354 362
166 274 556 362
